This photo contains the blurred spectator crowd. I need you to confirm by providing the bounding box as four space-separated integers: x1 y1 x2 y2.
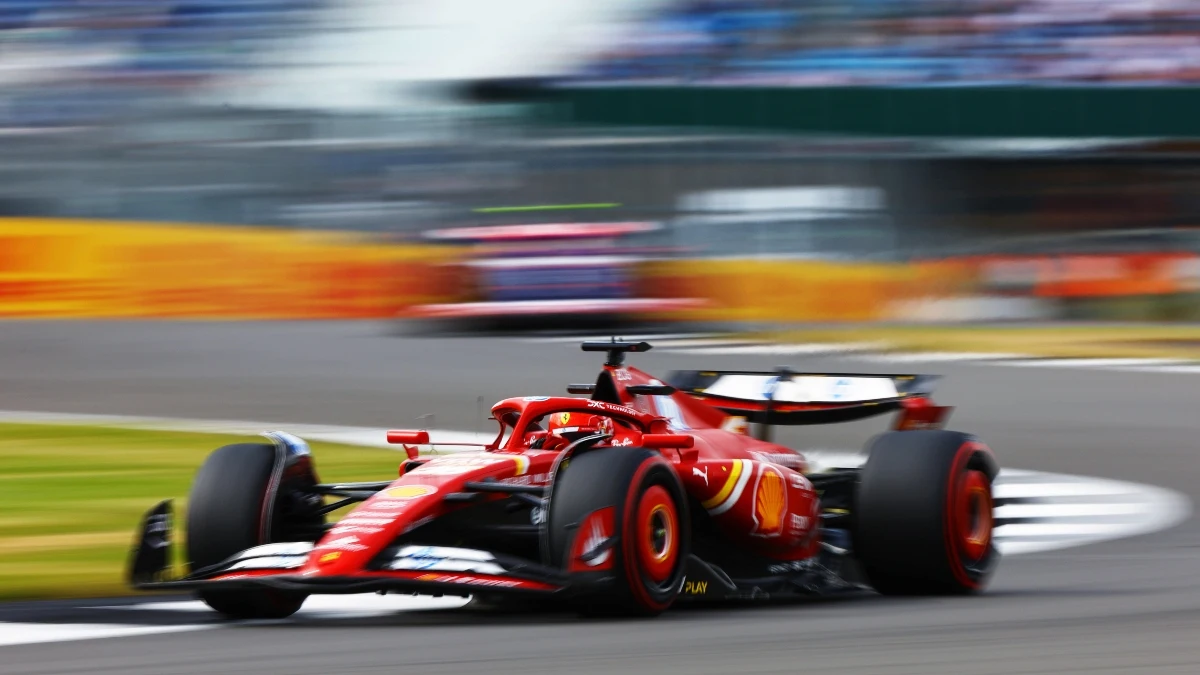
0 0 321 125
581 0 1200 85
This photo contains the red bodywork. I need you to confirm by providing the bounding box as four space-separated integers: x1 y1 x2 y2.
209 364 850 592
176 356 950 600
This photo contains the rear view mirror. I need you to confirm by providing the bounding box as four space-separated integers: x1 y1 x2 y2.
641 434 694 449
387 430 430 446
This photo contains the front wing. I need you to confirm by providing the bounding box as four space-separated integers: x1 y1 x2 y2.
128 501 566 597
129 502 863 603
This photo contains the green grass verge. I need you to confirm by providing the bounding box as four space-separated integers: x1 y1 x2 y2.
0 423 404 602
766 325 1200 360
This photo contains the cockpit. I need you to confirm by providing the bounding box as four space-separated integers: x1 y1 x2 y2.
488 397 661 453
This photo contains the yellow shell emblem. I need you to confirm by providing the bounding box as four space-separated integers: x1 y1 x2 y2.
754 468 786 535
558 412 572 425
384 485 436 499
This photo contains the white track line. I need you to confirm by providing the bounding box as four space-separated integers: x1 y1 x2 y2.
994 481 1144 499
96 594 471 618
853 352 1033 363
1127 364 1200 375
993 502 1152 519
0 623 212 648
1004 358 1190 369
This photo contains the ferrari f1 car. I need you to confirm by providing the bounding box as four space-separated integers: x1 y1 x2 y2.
128 340 999 618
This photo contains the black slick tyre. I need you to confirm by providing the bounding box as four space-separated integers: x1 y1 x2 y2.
547 447 690 617
854 430 999 595
186 443 307 619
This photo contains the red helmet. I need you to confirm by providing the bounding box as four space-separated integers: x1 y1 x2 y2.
547 412 613 442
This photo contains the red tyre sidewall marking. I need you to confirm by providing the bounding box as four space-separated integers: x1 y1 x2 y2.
636 485 679 584
621 459 673 612
942 441 994 590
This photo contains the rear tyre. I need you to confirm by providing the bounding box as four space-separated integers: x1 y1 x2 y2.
854 430 999 595
547 447 690 617
186 443 307 620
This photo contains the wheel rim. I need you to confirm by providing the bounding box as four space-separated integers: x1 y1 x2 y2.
635 485 678 584
955 469 993 561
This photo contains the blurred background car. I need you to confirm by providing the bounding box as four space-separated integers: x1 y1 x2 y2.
409 220 703 333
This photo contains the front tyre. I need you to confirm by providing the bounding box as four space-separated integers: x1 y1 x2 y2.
186 443 307 620
547 447 690 616
854 430 999 595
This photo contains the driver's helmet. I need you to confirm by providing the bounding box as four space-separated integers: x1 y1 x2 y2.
546 411 613 443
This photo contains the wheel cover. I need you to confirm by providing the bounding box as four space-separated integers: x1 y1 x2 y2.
954 469 993 562
635 485 679 584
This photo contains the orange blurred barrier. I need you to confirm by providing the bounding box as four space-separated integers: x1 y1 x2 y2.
0 219 458 318
642 259 931 323
970 253 1200 298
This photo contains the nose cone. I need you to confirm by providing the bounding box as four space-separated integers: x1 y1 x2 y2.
300 483 442 575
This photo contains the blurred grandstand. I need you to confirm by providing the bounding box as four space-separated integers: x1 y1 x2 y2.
0 0 326 126
577 0 1200 85
1 0 1200 325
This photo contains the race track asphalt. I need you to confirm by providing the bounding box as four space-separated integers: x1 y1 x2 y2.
1 320 1199 674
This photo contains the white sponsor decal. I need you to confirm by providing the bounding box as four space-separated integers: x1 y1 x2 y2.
409 454 513 476
316 535 368 552
415 574 521 588
368 500 416 512
228 556 306 571
337 517 393 526
789 513 811 535
396 546 495 561
390 559 508 575
585 400 639 417
704 375 898 403
692 465 709 486
329 525 384 535
234 542 314 559
751 451 808 471
501 472 551 487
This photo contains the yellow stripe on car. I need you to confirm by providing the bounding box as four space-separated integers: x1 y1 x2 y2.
701 460 743 510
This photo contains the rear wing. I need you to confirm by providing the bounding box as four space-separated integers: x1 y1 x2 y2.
665 369 944 427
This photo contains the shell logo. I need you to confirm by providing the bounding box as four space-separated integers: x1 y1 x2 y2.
752 466 787 537
318 551 342 565
384 485 437 499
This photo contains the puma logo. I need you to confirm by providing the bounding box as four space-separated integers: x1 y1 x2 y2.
692 466 709 486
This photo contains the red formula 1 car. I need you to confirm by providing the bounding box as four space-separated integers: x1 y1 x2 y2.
129 341 999 618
